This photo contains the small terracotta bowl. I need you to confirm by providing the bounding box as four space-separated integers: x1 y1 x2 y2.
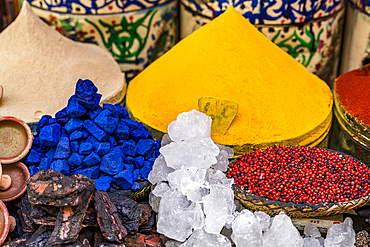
0 162 30 202
0 200 9 245
0 116 33 164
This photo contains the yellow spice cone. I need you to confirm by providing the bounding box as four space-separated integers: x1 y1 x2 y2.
126 6 333 156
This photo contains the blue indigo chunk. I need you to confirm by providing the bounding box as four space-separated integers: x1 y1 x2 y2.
71 166 100 179
126 156 134 164
94 109 119 134
134 156 145 169
70 141 79 153
75 79 101 109
131 127 151 140
64 118 83 134
120 141 136 156
95 173 114 191
70 130 84 141
68 152 84 170
139 166 151 180
39 156 53 171
83 152 101 167
55 108 69 124
86 107 103 120
25 149 45 164
79 142 93 155
48 118 58 125
135 139 155 157
120 118 139 130
100 149 124 175
83 120 109 141
108 136 117 148
113 170 133 190
50 159 70 176
123 163 134 172
45 148 56 158
132 169 140 181
66 95 87 117
29 165 38 176
114 120 130 140
39 123 61 147
54 137 71 159
114 104 130 118
36 115 52 133
95 142 110 156
102 104 121 119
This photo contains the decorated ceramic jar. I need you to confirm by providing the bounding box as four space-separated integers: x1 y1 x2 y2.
180 0 345 86
23 0 179 81
340 0 370 74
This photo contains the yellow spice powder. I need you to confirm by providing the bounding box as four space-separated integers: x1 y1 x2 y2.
126 6 333 155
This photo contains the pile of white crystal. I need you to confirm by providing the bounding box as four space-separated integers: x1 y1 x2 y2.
148 109 236 245
148 109 357 247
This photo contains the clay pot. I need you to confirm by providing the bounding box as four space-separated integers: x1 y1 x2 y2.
0 116 33 164
0 162 30 202
0 200 15 245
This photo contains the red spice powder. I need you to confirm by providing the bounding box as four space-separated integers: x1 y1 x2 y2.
335 64 370 125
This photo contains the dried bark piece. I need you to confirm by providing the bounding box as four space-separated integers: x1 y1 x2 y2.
60 227 95 247
17 195 38 232
27 170 87 207
138 213 156 234
137 233 162 247
93 231 126 247
46 177 95 246
136 203 152 226
82 206 98 228
26 225 54 247
94 190 127 243
31 204 59 225
1 233 33 247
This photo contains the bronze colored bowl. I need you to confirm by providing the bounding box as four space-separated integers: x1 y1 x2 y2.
0 116 33 164
0 162 30 202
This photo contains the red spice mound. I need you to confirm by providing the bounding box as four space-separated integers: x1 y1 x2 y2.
335 64 370 125
227 145 370 204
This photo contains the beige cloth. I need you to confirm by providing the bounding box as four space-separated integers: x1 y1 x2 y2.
0 2 125 123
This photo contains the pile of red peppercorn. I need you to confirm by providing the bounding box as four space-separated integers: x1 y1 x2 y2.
227 145 370 204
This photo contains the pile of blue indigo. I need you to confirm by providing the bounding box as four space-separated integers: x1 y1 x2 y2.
25 79 160 191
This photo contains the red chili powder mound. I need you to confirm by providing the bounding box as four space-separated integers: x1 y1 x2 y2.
335 65 370 125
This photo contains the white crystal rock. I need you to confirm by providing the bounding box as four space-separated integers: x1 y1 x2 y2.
203 184 235 234
324 217 355 247
304 223 321 238
168 110 212 142
262 212 304 247
148 155 175 185
160 137 220 170
152 182 173 197
161 134 173 147
157 189 195 242
148 193 161 213
165 240 183 247
211 144 234 172
193 203 206 230
167 167 209 203
254 211 271 232
179 228 232 247
231 209 263 247
207 169 234 187
303 237 320 247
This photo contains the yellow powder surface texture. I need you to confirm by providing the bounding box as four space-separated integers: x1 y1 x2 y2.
0 2 125 123
126 6 332 152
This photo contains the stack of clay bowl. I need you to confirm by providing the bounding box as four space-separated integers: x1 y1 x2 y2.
126 7 333 157
24 0 179 80
0 2 126 131
180 0 345 86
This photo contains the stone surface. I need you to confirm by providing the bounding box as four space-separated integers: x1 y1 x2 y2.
254 211 271 232
304 222 321 238
302 237 320 247
179 228 231 247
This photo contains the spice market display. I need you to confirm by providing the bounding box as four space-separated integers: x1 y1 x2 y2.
1 0 370 246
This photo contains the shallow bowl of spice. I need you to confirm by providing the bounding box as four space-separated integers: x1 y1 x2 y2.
227 145 370 218
329 64 370 166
